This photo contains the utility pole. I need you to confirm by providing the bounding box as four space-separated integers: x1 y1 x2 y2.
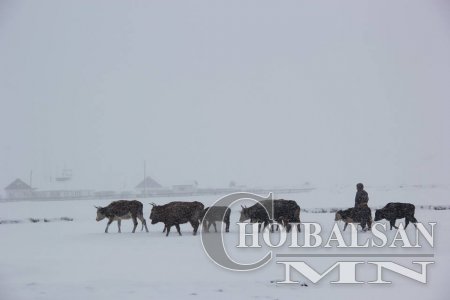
144 160 147 197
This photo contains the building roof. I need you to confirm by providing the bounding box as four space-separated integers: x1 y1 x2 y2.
5 178 33 190
135 176 162 189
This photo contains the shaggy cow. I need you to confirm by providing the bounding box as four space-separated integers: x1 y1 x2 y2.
239 199 301 232
95 200 149 233
335 206 372 231
149 201 204 236
201 206 231 233
374 202 418 230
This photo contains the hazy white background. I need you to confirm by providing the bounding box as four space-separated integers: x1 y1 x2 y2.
1 0 449 191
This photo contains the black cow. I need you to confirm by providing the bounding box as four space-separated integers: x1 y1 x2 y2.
374 202 418 230
335 206 372 231
95 200 149 233
157 201 184 233
239 199 301 232
201 206 231 233
149 201 204 236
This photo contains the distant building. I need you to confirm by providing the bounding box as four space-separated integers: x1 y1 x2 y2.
172 181 198 194
135 176 163 195
4 178 34 199
4 176 94 200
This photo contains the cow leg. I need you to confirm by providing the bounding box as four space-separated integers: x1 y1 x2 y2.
117 219 122 233
405 218 410 229
360 220 367 231
264 220 270 232
297 223 301 232
225 221 230 233
138 215 149 232
163 226 166 233
203 220 209 233
138 214 144 231
175 224 182 236
286 223 292 233
132 217 138 233
407 216 418 228
190 220 200 235
105 218 114 233
212 222 217 232
280 220 287 232
390 220 398 230
143 219 149 233
165 225 171 236
206 221 212 232
343 222 348 231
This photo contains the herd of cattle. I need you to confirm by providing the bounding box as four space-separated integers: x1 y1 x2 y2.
95 199 418 236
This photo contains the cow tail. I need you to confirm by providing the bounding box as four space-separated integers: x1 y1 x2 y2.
295 207 301 232
295 207 301 223
410 205 418 223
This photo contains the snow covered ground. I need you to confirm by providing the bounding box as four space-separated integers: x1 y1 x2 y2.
0 185 449 299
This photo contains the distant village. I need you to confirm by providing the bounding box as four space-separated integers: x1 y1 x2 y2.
2 176 313 201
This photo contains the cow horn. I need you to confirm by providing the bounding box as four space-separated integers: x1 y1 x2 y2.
149 202 157 206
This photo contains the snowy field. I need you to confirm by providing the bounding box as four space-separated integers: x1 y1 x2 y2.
0 185 449 300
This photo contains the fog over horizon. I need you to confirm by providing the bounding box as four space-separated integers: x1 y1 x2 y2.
1 0 449 192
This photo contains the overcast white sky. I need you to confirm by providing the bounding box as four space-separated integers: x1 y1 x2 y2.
0 0 449 191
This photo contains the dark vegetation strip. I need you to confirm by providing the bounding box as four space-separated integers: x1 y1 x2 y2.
0 217 73 225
